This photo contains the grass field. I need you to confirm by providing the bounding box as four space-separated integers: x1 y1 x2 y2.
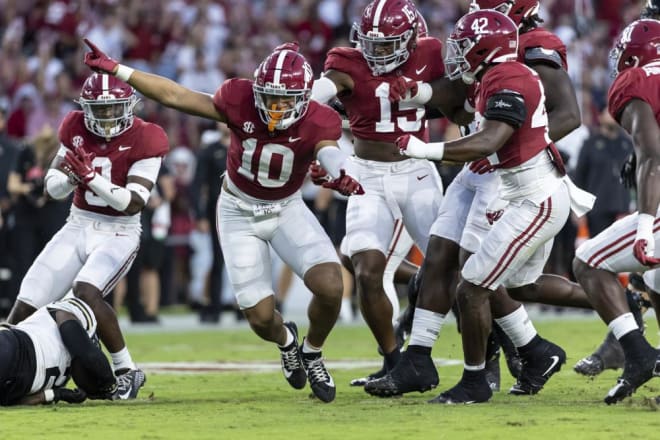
2 316 660 439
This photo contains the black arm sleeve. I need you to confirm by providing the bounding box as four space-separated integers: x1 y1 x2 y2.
483 91 527 129
425 107 445 120
59 320 115 392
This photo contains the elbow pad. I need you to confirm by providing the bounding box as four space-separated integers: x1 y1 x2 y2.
311 76 338 104
45 169 76 200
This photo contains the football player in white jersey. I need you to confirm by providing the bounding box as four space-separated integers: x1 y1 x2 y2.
0 297 116 406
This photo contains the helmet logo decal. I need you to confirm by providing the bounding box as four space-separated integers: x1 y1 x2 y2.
72 136 84 148
471 17 490 34
402 4 416 23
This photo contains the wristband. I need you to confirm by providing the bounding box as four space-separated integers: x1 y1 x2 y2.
413 82 432 105
115 64 135 82
44 389 55 403
464 99 476 114
636 213 655 240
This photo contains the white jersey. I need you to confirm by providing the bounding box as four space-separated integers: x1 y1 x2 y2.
15 298 97 394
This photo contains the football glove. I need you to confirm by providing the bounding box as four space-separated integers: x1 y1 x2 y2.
83 38 119 75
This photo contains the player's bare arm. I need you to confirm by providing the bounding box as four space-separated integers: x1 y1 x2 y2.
318 69 354 97
83 38 227 123
398 118 514 163
619 99 660 216
532 64 580 141
426 77 473 126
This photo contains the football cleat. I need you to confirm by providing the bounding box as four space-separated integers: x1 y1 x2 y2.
604 350 660 405
114 368 146 400
493 323 523 379
428 376 492 404
364 350 439 397
350 363 386 387
574 331 624 376
509 339 566 395
485 351 501 392
300 341 335 403
279 322 307 390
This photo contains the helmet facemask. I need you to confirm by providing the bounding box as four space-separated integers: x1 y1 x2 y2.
253 83 310 131
351 23 415 76
78 94 138 139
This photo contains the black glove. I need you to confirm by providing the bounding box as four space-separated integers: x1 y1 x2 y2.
87 381 118 401
53 388 87 404
619 152 636 189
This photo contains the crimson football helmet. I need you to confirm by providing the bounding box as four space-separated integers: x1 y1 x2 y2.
253 46 314 131
416 9 429 38
77 73 138 139
445 10 519 84
610 19 660 75
350 0 419 76
469 0 540 27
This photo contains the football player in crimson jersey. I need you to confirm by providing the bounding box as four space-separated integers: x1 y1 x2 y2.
393 9 594 403
311 0 470 386
573 19 660 405
365 0 589 399
1 298 116 406
84 40 364 403
6 72 168 400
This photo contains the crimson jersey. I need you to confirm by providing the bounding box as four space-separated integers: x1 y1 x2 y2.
213 78 341 200
58 112 169 216
475 62 551 168
518 27 568 70
324 37 444 143
608 61 660 125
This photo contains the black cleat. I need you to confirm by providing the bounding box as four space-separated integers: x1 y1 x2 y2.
364 350 439 397
114 368 146 400
510 339 566 395
393 270 422 345
604 351 660 405
279 322 307 390
574 331 624 376
492 323 523 380
428 376 492 404
485 351 501 392
300 342 336 403
350 364 386 387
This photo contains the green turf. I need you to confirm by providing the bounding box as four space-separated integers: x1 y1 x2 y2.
2 317 659 439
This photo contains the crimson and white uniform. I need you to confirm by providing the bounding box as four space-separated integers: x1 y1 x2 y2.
17 112 168 307
576 61 660 274
214 79 341 308
432 27 570 254
461 62 570 290
325 38 445 257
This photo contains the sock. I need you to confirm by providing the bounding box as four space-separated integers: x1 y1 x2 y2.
608 313 639 340
464 362 486 371
384 349 401 370
409 308 446 348
111 347 136 373
340 297 354 322
618 329 654 360
494 306 537 348
278 325 295 348
302 338 321 354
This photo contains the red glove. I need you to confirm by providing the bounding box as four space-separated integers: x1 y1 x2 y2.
389 77 418 102
633 239 660 267
63 147 96 184
83 38 119 74
309 162 330 185
486 210 504 225
322 169 364 196
469 158 495 174
395 135 411 155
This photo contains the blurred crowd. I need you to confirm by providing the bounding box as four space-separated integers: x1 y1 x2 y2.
0 0 647 322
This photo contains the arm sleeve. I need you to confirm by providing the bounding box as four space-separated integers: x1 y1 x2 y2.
483 91 527 129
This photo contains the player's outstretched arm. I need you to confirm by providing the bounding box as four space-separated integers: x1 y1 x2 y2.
83 39 226 122
426 77 473 126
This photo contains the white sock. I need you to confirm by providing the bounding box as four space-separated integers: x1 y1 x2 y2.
494 305 537 348
383 269 400 324
608 313 639 340
302 338 321 354
464 362 486 371
278 325 295 348
409 308 445 348
111 347 136 372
